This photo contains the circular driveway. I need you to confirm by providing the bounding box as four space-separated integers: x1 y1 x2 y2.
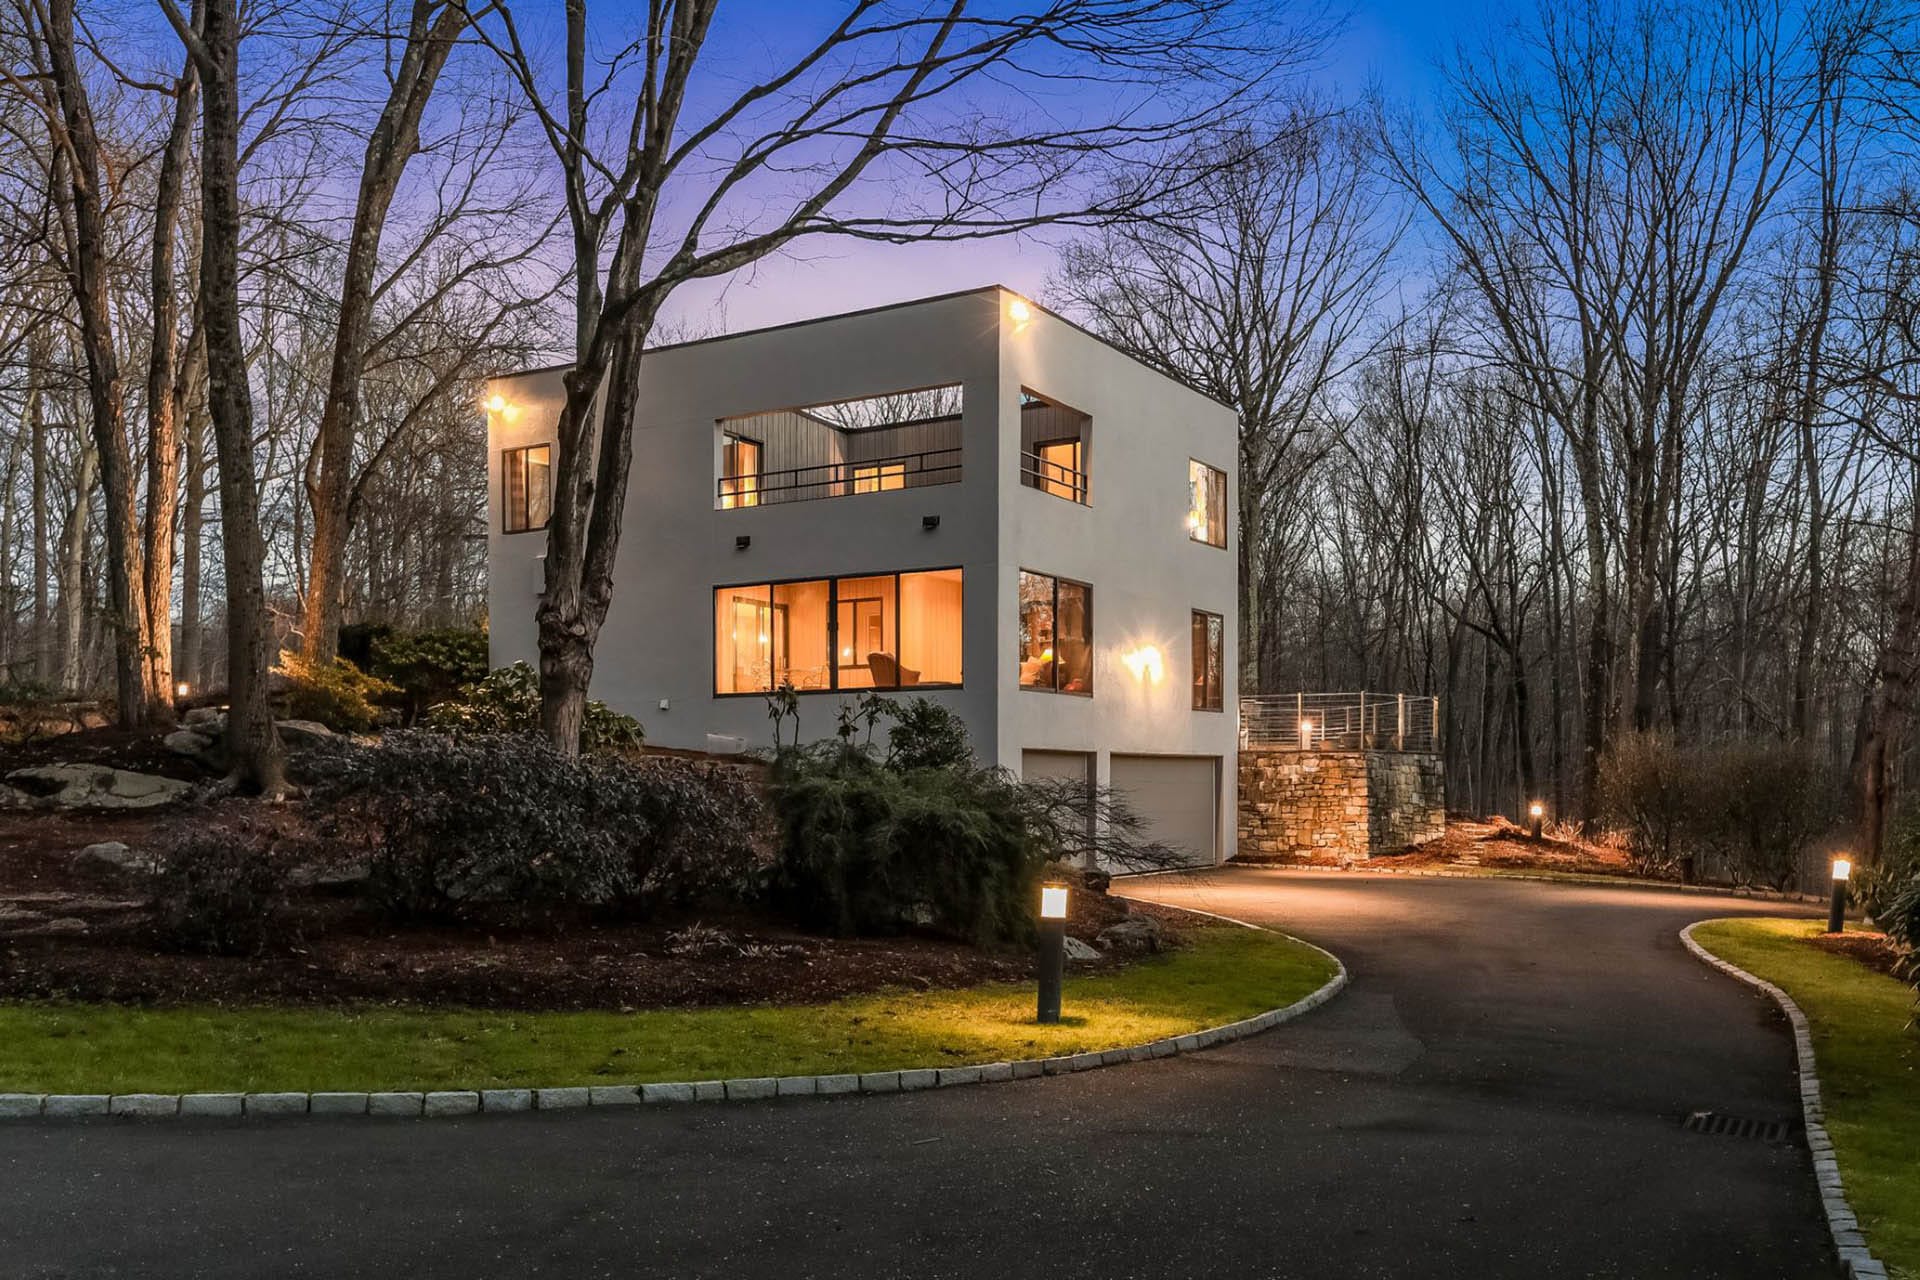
0 870 1834 1278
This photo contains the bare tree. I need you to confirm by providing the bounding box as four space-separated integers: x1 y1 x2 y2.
476 0 1299 752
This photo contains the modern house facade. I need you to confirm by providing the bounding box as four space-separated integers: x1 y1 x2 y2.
485 286 1240 863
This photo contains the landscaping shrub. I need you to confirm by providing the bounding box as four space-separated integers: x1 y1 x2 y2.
1882 874 1920 1000
305 731 762 918
336 622 396 671
425 661 644 754
1597 732 1694 876
1857 812 1920 923
768 745 1042 944
1600 732 1838 888
1691 739 1837 891
280 652 399 732
369 626 489 724
148 826 291 956
884 698 974 772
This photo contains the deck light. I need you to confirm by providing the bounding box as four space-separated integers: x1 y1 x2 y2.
1298 717 1314 749
1529 800 1545 840
1828 858 1851 934
1038 883 1068 1023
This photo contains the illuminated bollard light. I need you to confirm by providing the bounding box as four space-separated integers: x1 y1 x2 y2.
1828 858 1851 935
1038 883 1068 1025
1528 801 1545 841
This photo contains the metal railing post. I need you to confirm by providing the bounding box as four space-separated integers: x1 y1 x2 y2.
1397 693 1406 751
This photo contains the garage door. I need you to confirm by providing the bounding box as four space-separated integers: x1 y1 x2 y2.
1021 750 1091 787
1109 754 1219 867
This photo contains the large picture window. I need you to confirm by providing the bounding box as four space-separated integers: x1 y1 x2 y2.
1187 458 1226 548
1192 610 1224 711
502 444 551 533
715 568 962 694
1018 570 1092 695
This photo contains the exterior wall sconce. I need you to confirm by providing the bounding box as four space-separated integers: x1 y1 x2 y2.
1121 645 1163 684
735 535 751 551
484 393 519 423
1008 297 1033 332
1038 882 1068 1023
922 515 940 531
1828 858 1851 934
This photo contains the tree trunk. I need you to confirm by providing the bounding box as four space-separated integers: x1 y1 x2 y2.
190 0 283 791
300 0 468 664
1849 515 1920 867
179 396 207 688
43 0 155 725
58 441 93 691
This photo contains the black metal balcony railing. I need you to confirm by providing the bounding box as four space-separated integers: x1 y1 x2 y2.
718 447 962 508
1241 692 1442 752
1019 450 1089 504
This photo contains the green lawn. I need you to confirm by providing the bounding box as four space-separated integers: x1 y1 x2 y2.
1691 918 1920 1279
0 923 1336 1095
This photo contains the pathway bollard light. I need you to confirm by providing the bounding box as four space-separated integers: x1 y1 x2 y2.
1528 801 1545 840
1038 883 1068 1024
1828 858 1850 934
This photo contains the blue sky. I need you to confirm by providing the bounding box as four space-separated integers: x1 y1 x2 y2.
661 0 1474 335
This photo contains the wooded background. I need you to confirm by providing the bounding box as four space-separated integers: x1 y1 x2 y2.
4 0 1920 850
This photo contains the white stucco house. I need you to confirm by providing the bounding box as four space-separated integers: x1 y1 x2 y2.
485 285 1239 864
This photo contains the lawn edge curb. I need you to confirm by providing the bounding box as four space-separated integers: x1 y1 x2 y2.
1679 921 1888 1280
0 904 1347 1125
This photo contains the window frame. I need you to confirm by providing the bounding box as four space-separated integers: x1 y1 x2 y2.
712 566 965 697
1191 608 1224 711
1030 436 1087 504
501 443 552 534
1187 458 1227 549
719 433 763 509
1018 568 1095 697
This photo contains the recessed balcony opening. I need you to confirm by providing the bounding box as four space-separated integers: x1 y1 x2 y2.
717 385 963 509
1019 390 1090 504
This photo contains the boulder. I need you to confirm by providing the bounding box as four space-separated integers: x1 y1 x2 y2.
164 728 222 768
74 841 156 875
183 706 224 728
3 764 191 811
274 719 336 751
1082 869 1113 894
1095 916 1166 957
1062 935 1102 962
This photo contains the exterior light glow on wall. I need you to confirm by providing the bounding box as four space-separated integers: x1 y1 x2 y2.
1008 297 1033 331
1121 645 1164 684
1038 882 1069 1023
1828 857 1852 934
485 393 520 422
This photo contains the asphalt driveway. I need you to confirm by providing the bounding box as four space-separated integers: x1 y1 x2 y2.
0 870 1833 1279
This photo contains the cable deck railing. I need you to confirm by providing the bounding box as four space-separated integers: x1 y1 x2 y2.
1241 691 1441 752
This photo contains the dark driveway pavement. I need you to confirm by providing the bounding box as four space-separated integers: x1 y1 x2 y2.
0 870 1833 1279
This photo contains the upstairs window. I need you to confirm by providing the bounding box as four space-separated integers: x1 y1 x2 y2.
1187 458 1226 547
720 435 762 508
851 461 906 493
503 444 551 533
1018 570 1092 695
1192 610 1224 711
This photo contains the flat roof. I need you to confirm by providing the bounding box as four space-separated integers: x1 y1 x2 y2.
492 284 1235 413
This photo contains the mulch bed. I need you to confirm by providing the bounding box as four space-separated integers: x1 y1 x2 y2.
1 723 222 785
1805 929 1907 980
1242 815 1646 878
0 781 1181 1012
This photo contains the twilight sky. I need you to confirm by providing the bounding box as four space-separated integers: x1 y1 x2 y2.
660 0 1473 336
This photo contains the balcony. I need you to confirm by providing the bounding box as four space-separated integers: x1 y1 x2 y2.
718 386 964 511
718 447 962 508
1018 390 1090 505
1020 448 1088 503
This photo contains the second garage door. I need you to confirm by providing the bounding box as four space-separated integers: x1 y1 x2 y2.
1108 754 1220 867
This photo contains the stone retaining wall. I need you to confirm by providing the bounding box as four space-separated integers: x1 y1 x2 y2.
1238 749 1445 861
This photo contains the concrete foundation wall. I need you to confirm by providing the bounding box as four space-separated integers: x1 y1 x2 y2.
1237 749 1445 861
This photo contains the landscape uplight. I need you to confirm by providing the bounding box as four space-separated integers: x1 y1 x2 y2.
1529 800 1545 840
1828 858 1851 934
1037 882 1068 1023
